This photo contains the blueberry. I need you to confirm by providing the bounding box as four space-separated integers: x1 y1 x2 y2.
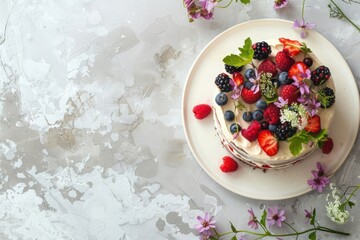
215 92 228 106
252 109 263 121
278 72 293 85
244 81 254 90
245 68 256 80
230 123 241 134
261 121 269 130
255 99 267 110
269 124 278 133
303 57 313 67
242 111 253 122
224 110 235 121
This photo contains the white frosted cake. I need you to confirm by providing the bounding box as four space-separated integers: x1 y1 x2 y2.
213 38 335 169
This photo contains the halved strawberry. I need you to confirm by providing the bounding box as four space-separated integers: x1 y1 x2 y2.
288 61 309 80
304 115 321 133
258 130 279 156
279 38 302 57
220 156 239 173
241 87 262 104
233 72 244 86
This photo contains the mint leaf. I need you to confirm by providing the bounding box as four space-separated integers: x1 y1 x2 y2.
288 130 312 156
223 37 254 67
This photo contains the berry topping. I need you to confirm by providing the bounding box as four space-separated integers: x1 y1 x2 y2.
244 81 254 90
230 123 241 134
240 87 262 104
225 64 243 74
220 156 239 173
279 84 300 105
233 72 244 86
321 138 334 154
258 130 279 156
252 41 271 60
252 109 264 121
215 73 232 92
192 104 212 119
224 110 235 121
275 122 296 141
255 99 267 110
215 92 228 106
258 59 278 77
288 61 309 81
304 115 321 133
263 103 281 125
241 120 262 142
278 71 294 85
275 50 295 71
244 68 256 80
268 124 278 133
242 111 253 122
311 66 331 86
278 38 312 57
318 87 335 108
261 121 269 130
303 57 313 67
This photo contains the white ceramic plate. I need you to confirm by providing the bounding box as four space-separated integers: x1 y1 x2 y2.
182 19 359 200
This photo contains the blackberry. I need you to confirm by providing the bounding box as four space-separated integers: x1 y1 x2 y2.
225 64 243 74
215 73 232 92
252 41 271 60
318 87 335 108
275 122 296 141
311 66 331 86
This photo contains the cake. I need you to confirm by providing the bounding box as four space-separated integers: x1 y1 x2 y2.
213 37 335 169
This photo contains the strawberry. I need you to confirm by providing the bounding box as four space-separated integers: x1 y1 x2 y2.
279 85 300 105
288 61 308 81
233 72 244 86
263 103 280 125
321 137 334 154
220 156 239 173
258 59 278 77
304 115 321 133
192 104 212 119
258 130 279 156
241 120 262 142
279 38 302 57
275 50 295 71
241 87 262 104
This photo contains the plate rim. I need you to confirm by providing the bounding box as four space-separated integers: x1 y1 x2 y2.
181 18 360 200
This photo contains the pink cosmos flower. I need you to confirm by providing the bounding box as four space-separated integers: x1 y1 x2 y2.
194 212 216 234
267 207 286 227
274 0 288 9
304 208 313 224
247 208 259 230
274 96 288 108
307 162 330 192
293 18 316 38
306 98 321 116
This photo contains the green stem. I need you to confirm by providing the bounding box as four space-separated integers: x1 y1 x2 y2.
284 221 298 234
342 184 360 206
217 0 234 8
301 0 306 19
330 0 360 32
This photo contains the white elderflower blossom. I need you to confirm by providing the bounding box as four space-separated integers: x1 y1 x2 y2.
326 184 350 224
280 103 308 129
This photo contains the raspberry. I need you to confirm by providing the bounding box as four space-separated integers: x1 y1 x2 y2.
215 73 232 92
275 122 296 141
241 120 262 142
252 41 271 60
258 59 278 77
263 103 280 125
275 50 295 71
311 66 331 86
192 104 212 119
321 138 334 154
220 156 239 173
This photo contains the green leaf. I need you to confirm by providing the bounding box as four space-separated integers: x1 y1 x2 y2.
260 210 267 227
348 201 355 208
231 236 238 240
230 221 237 233
223 37 254 67
311 129 328 142
240 0 251 3
310 208 316 225
309 231 317 240
288 130 313 156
